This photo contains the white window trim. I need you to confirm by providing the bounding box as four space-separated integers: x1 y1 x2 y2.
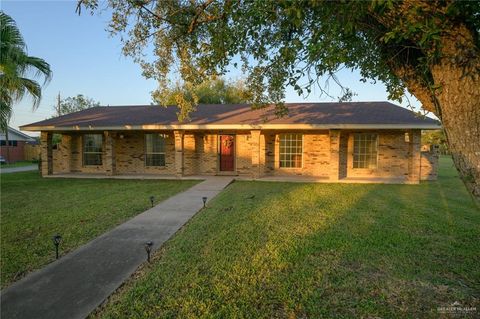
279 133 303 169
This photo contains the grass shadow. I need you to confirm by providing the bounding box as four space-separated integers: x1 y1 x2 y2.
93 157 479 318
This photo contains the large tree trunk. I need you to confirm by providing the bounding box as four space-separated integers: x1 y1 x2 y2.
430 26 480 198
380 3 480 199
432 64 480 198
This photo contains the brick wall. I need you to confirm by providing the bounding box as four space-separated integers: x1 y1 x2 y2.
52 131 177 175
183 133 202 175
236 133 253 176
53 134 71 173
114 131 175 175
182 131 251 176
40 132 52 176
342 130 421 182
407 130 422 183
420 144 439 181
267 130 331 177
255 130 420 181
45 129 430 183
339 133 348 179
52 133 105 174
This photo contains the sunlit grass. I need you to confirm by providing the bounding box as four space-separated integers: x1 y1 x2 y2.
93 156 479 318
0 172 198 288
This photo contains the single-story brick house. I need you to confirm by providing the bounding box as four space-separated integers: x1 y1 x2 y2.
20 102 440 183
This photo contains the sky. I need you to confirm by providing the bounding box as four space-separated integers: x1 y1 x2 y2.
2 0 424 135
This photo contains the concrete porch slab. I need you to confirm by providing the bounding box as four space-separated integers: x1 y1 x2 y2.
44 173 202 180
44 173 409 185
236 175 409 184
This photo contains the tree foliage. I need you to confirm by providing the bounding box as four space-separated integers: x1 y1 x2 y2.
0 11 52 131
76 0 480 197
153 77 250 119
77 0 478 114
54 94 100 116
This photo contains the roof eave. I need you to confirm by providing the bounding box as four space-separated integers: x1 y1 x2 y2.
3 126 36 140
20 123 442 132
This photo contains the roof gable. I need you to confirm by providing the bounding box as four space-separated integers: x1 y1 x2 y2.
1 126 36 141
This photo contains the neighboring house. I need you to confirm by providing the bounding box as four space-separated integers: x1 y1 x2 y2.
0 126 37 163
20 102 441 183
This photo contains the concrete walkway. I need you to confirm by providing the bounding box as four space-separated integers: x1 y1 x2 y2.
0 165 38 174
0 177 233 319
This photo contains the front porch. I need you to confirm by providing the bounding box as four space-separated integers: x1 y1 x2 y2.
39 128 425 184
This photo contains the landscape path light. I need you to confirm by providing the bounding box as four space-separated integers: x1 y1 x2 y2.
149 196 155 207
52 234 62 260
145 241 153 262
202 196 207 208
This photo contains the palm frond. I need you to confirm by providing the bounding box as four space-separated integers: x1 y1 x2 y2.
0 89 12 132
21 56 52 85
11 77 42 108
0 11 52 117
0 11 26 50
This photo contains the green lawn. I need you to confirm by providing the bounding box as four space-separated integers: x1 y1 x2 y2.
93 157 479 319
0 172 198 288
1 161 37 169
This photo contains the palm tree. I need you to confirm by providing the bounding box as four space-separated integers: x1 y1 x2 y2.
0 11 52 132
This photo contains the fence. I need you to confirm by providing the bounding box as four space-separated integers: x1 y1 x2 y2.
24 144 41 161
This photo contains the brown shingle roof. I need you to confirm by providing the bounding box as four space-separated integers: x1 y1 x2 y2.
21 102 440 131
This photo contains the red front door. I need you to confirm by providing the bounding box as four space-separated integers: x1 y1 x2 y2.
219 135 235 171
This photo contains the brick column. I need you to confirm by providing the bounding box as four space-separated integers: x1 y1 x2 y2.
60 134 72 173
104 131 116 176
40 131 53 176
193 133 204 175
407 129 421 183
70 135 81 172
251 130 261 178
174 130 185 177
264 132 275 175
329 130 341 181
